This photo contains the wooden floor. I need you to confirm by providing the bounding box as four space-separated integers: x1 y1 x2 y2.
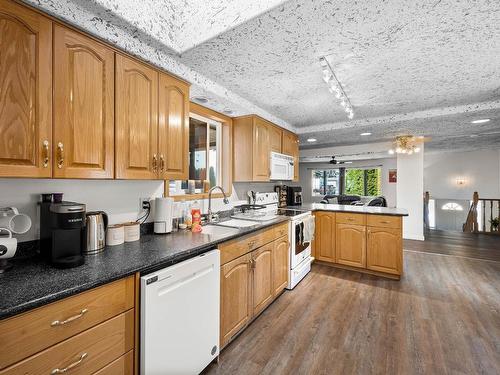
405 229 500 262
205 250 500 374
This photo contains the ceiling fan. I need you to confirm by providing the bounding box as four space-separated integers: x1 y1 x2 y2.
329 156 348 165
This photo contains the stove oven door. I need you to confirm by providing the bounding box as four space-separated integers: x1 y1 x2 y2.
291 220 311 269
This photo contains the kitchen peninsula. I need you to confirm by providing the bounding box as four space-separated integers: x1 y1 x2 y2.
294 204 409 279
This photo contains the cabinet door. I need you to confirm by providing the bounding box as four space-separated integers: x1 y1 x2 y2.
273 236 289 295
252 244 274 315
158 73 189 180
282 131 299 181
0 1 52 177
315 212 336 263
115 54 158 179
252 118 270 181
220 253 252 347
367 227 402 275
269 125 282 153
336 223 366 268
53 26 114 178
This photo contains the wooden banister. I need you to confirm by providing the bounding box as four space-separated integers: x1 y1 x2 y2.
463 192 500 234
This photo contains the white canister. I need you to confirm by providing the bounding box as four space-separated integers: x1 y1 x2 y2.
106 224 125 246
124 222 140 242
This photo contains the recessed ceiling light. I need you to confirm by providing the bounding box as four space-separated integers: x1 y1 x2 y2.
192 96 209 104
471 119 490 124
222 108 233 115
360 132 371 136
307 138 317 143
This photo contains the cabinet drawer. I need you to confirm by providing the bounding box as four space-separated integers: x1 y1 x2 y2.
367 214 401 229
336 212 366 225
220 227 275 265
273 222 289 238
93 350 134 375
0 310 134 375
0 276 135 369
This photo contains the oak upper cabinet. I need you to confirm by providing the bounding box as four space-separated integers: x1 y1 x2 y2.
158 72 189 180
115 54 158 179
268 124 282 153
251 243 274 315
0 1 52 177
315 211 336 263
253 118 270 181
233 115 270 182
336 223 366 268
282 130 299 181
53 26 114 178
220 253 252 347
367 226 402 275
272 236 289 296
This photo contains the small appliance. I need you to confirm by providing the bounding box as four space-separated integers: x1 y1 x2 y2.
270 152 294 180
274 185 288 208
40 195 86 268
85 211 108 254
287 186 303 206
154 197 174 234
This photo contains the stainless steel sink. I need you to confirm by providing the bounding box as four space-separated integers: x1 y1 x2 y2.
215 219 260 228
200 225 240 236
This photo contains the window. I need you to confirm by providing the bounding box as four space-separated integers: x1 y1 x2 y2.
441 202 463 211
169 114 221 196
311 167 382 198
344 168 381 196
312 169 340 196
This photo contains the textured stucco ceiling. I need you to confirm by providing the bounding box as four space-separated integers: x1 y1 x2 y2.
23 0 500 152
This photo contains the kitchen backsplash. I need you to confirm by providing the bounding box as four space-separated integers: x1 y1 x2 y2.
0 179 245 243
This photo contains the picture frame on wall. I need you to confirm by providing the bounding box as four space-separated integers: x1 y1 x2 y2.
389 169 397 183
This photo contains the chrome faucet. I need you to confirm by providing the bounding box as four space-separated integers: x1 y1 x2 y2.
207 186 230 223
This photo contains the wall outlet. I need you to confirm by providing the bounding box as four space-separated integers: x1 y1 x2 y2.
139 197 151 210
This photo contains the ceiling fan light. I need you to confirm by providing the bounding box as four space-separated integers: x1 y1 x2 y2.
415 147 421 152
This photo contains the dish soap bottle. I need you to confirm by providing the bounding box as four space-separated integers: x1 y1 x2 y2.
191 200 202 233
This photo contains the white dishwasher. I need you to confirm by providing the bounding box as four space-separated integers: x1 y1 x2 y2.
141 249 220 375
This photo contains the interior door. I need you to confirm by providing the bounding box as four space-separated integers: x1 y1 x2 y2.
0 1 52 177
115 54 158 179
252 244 273 315
158 73 189 180
252 118 270 181
53 25 114 178
336 223 366 268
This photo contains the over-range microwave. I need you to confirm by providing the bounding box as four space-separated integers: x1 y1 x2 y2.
270 152 294 180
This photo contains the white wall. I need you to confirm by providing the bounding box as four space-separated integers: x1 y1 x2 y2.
297 158 397 207
424 149 500 200
397 147 424 240
0 179 244 242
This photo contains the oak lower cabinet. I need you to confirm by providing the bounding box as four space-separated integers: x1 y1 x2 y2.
0 0 52 178
158 73 189 180
336 223 366 268
220 253 252 347
115 54 158 179
272 236 289 295
315 212 336 263
252 243 274 315
366 227 402 275
53 25 115 178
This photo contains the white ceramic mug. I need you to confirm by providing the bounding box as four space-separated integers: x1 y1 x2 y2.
123 222 140 242
0 207 31 234
0 228 17 259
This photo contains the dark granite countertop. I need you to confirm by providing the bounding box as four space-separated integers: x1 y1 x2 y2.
0 216 289 320
285 203 409 216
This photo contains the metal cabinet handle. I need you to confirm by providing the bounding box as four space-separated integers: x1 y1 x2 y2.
152 154 157 172
42 140 50 168
57 142 64 169
51 352 88 374
160 154 165 172
380 221 390 224
51 308 88 326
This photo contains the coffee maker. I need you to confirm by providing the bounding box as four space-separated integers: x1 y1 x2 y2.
40 194 86 268
286 186 303 206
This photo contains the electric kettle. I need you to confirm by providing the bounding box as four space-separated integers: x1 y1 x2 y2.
85 211 108 254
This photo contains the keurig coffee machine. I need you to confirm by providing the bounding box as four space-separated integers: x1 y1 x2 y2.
40 194 86 268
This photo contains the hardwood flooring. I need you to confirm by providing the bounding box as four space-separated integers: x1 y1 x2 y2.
405 229 500 262
204 251 500 375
